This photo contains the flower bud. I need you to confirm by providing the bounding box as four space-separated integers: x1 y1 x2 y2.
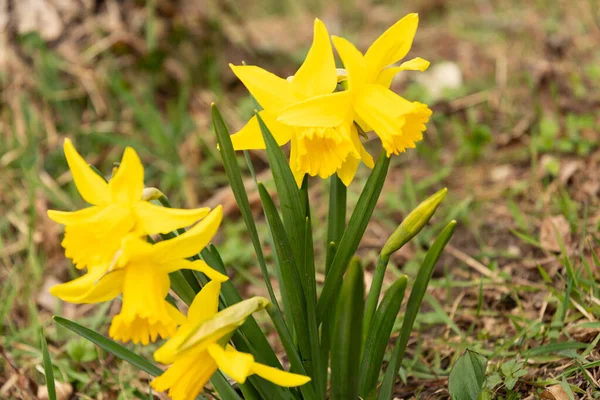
381 188 448 257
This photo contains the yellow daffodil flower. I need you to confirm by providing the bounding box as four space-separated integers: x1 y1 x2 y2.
152 281 310 400
48 139 210 269
229 18 373 186
51 207 228 345
278 14 433 157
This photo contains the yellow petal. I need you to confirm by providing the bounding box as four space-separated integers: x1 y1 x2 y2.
291 18 337 98
230 111 293 150
364 13 419 79
152 349 217 400
351 124 375 169
50 267 124 304
161 259 228 283
229 64 298 112
337 155 360 186
108 147 144 205
251 362 311 387
376 57 431 88
332 36 368 90
289 138 305 188
187 281 221 324
134 201 210 235
208 344 254 384
277 91 352 127
47 206 101 226
63 138 110 206
152 206 223 263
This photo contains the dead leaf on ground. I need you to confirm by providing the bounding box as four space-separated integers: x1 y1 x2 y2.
37 381 73 400
539 215 571 253
540 384 570 400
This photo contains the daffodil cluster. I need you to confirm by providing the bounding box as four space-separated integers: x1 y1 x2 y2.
230 14 432 187
49 140 310 399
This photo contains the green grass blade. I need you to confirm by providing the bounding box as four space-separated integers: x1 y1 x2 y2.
211 371 244 400
258 183 314 382
212 105 282 313
359 276 407 398
379 220 456 400
256 112 307 275
53 316 162 376
40 328 56 400
317 153 390 323
330 258 364 400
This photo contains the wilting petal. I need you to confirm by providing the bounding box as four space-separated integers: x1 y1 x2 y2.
364 13 419 80
47 206 100 226
208 344 254 383
151 348 217 400
152 206 223 263
251 362 311 387
291 18 337 99
134 201 210 235
277 91 352 127
109 147 144 205
332 36 368 91
50 266 124 304
230 110 293 150
63 139 110 206
229 64 298 112
376 57 430 88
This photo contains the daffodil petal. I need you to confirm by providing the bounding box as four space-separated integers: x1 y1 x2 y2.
134 201 210 235
187 281 221 324
289 138 305 188
364 13 419 78
351 124 375 169
251 362 311 387
109 147 144 204
291 18 337 98
376 57 430 88
337 155 360 186
50 267 124 304
47 206 101 226
208 344 254 384
229 64 298 112
277 91 352 127
332 36 368 90
230 111 293 150
153 206 223 263
161 259 228 283
151 349 217 400
63 138 110 206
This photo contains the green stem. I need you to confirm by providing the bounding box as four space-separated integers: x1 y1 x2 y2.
326 174 347 274
362 254 390 344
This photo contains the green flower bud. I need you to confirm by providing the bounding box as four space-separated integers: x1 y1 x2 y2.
381 188 448 257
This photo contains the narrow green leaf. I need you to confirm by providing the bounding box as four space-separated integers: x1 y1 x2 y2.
40 328 57 400
326 174 347 273
331 258 364 400
359 276 407 398
448 350 487 400
53 316 162 376
212 105 281 312
258 183 314 383
317 153 390 323
256 112 307 274
379 221 456 400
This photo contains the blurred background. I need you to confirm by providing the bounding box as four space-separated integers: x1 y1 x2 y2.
1 0 599 398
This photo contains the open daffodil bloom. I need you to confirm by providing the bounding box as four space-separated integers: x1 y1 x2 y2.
229 18 373 186
278 13 433 157
48 139 210 269
152 281 310 400
51 207 228 344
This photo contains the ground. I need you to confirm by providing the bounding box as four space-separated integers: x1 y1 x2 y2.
0 0 599 399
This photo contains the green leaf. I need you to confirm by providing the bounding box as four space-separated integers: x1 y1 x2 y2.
330 258 364 400
212 104 281 311
379 221 456 400
40 328 57 400
317 153 390 323
448 350 488 400
53 316 162 376
256 113 307 280
258 183 314 384
359 276 407 398
326 174 347 273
